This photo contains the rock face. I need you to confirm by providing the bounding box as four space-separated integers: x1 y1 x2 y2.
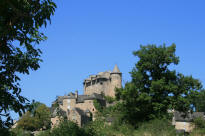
51 65 122 127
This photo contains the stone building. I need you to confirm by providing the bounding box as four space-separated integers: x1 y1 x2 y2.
172 111 205 132
50 65 122 127
84 64 122 97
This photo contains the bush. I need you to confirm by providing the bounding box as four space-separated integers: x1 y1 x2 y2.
193 117 205 129
84 119 105 136
190 129 205 136
190 117 205 136
105 96 115 104
16 104 51 131
133 119 177 136
0 128 11 136
10 128 32 136
50 120 90 136
84 118 134 136
36 130 50 136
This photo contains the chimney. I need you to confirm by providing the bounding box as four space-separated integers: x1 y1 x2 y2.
75 90 78 98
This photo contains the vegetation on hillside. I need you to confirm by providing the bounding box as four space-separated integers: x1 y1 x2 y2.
7 44 205 136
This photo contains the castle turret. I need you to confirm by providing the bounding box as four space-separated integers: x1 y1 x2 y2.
109 65 122 97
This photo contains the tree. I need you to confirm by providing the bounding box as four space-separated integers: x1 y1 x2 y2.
29 100 44 115
17 103 51 131
116 44 203 125
0 0 56 128
16 111 38 131
190 89 205 112
34 104 51 130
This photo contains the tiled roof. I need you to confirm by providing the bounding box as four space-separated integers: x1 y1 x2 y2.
77 93 103 103
112 64 120 73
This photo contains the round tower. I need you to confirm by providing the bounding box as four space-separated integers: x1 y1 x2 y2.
109 64 122 97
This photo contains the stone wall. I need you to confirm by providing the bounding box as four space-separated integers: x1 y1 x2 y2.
175 122 194 132
76 100 96 120
68 110 81 126
84 78 111 95
51 116 60 128
60 98 76 111
84 70 122 97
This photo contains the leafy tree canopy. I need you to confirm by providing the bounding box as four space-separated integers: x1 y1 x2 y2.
190 89 205 112
17 103 51 131
0 0 56 128
116 44 203 125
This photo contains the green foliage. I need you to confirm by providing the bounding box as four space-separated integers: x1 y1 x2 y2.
190 90 205 112
133 119 177 136
190 129 205 136
116 44 203 125
0 127 11 136
52 102 59 109
49 120 90 136
93 99 103 113
0 0 56 128
36 130 50 136
84 119 105 136
16 104 51 131
28 101 44 116
34 104 51 130
104 96 115 104
16 112 38 131
193 117 205 129
10 128 32 136
13 118 178 136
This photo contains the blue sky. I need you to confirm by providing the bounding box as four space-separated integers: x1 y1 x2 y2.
16 0 205 118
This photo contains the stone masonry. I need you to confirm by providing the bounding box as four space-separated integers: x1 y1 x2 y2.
50 65 122 127
84 64 122 97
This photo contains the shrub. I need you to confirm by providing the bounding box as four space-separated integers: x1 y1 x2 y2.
105 96 115 104
193 117 205 129
190 117 205 136
36 130 50 136
10 128 32 136
190 129 205 136
134 119 177 136
50 120 90 136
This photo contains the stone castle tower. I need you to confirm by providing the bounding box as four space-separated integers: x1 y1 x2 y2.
83 65 122 97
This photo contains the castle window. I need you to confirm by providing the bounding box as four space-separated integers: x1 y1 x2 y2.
100 82 103 85
92 80 95 85
86 82 91 87
93 108 95 111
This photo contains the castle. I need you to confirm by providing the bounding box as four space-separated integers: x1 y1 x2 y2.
50 65 122 127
